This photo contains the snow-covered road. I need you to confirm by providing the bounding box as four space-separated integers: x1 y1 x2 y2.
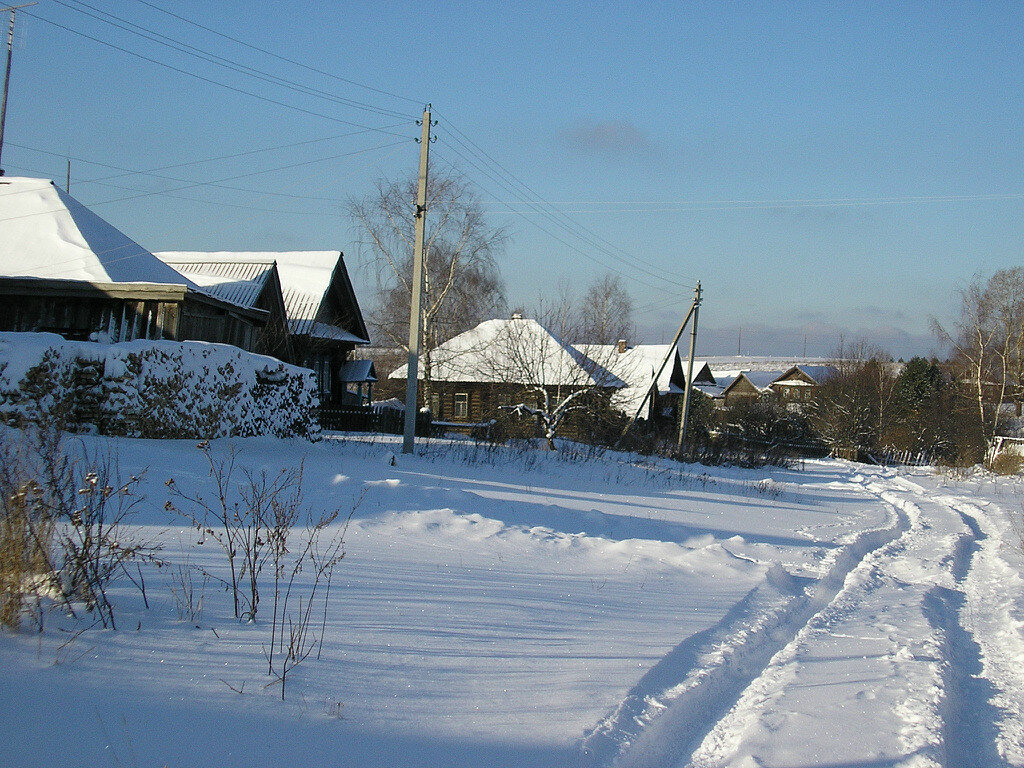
607 467 1024 768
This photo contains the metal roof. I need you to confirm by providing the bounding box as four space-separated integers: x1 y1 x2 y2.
164 260 275 309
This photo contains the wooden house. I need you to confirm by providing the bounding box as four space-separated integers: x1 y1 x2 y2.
0 178 270 350
390 316 626 437
148 257 292 361
769 365 837 410
157 251 371 406
720 371 786 408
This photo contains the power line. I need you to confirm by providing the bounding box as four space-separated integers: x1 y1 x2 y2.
432 111 699 290
0 138 409 220
480 192 1024 212
23 9 413 138
129 0 422 107
432 143 692 302
81 137 411 207
28 2 695 295
9 130 409 203
433 135 693 295
50 0 415 121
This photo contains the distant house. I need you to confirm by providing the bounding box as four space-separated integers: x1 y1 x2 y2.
714 364 838 411
769 365 837 410
390 316 626 436
720 371 786 408
157 251 371 405
0 178 271 351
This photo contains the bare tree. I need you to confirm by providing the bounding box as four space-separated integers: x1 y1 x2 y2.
474 276 641 449
808 341 897 456
349 171 507 403
574 274 635 345
933 268 1024 440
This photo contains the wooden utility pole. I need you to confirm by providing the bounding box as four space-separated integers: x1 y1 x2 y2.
616 296 698 446
402 105 433 454
0 3 35 175
677 281 702 456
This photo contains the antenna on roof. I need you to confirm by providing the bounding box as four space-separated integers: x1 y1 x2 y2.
0 4 37 176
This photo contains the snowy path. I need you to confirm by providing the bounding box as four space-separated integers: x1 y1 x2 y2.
603 467 1024 768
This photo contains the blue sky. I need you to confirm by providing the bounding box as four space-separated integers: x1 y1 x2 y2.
5 1 1024 357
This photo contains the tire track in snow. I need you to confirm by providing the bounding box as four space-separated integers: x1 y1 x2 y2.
679 477 944 768
580 473 909 768
935 493 1024 766
921 585 1004 767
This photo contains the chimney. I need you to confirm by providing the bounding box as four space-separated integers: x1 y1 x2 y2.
617 339 628 353
511 312 523 321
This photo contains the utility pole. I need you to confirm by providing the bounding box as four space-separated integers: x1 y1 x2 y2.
65 158 70 192
0 3 35 176
402 105 433 454
677 281 703 456
616 295 698 446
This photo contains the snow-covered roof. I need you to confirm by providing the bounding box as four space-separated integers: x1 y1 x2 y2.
773 364 838 385
390 317 626 388
743 370 786 390
582 344 695 415
339 359 377 383
303 320 366 344
0 178 197 289
157 251 369 344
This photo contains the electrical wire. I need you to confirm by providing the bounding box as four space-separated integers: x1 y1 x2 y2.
25 3 694 299
50 0 415 122
433 138 693 297
19 4 696 309
22 9 414 138
0 138 410 222
9 130 409 203
129 0 422 107
481 192 1024 213
432 111 699 291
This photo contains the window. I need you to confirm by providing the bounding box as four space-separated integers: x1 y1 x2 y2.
454 392 469 419
314 358 331 397
430 393 441 417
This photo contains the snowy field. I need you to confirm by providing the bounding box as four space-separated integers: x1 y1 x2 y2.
2 433 1024 767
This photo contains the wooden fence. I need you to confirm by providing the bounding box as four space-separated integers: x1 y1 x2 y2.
319 405 432 436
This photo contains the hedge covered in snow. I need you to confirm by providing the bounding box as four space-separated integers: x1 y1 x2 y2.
0 332 320 440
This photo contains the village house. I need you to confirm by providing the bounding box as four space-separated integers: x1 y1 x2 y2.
719 370 786 408
769 364 838 410
595 343 720 425
156 251 372 406
390 316 626 438
0 178 276 350
711 364 838 411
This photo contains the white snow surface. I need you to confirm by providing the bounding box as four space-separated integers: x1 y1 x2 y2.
1 434 1023 768
0 178 198 287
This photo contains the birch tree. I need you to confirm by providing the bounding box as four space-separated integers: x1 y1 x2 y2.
933 268 1024 439
486 314 623 449
349 172 507 403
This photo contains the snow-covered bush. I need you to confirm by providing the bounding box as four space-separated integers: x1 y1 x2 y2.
0 333 320 440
